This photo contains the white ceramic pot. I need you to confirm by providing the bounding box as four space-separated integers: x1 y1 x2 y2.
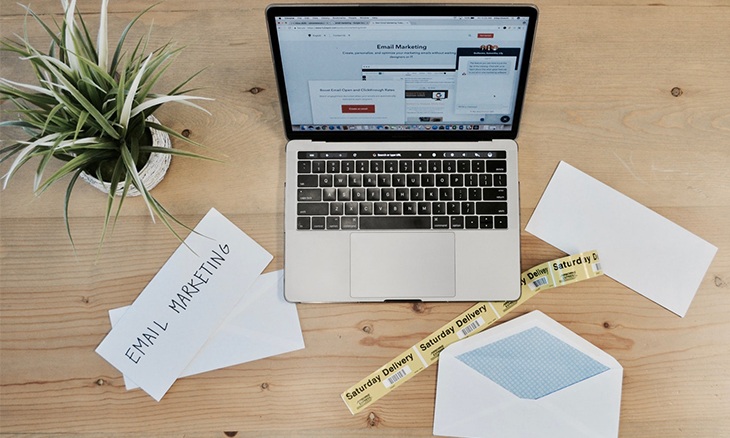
80 115 172 197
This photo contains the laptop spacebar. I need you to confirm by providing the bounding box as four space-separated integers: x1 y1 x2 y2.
359 217 431 229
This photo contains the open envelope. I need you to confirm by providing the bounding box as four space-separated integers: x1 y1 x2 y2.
434 311 623 438
109 270 305 390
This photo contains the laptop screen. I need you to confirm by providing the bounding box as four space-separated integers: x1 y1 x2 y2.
266 5 538 141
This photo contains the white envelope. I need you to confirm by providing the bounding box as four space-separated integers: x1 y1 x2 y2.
434 311 623 438
525 161 717 317
109 270 305 390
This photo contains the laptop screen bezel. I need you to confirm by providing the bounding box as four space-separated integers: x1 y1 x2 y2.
266 4 539 142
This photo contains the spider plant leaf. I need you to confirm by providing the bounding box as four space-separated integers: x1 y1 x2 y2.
17 4 63 48
109 3 159 74
20 52 75 77
120 54 152 131
139 146 219 162
111 173 134 236
41 104 66 136
3 132 62 188
97 0 109 71
73 111 89 142
34 146 57 192
0 77 54 96
35 149 114 195
0 85 56 110
62 0 79 71
131 95 212 118
36 59 120 139
119 143 155 220
78 75 106 96
59 141 119 152
75 5 98 64
100 156 126 247
168 67 209 96
149 196 191 244
0 120 36 130
0 142 28 165
115 62 127 118
134 45 181 98
64 169 83 249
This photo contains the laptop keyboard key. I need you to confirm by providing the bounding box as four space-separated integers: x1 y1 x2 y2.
323 188 336 201
327 216 340 230
360 217 430 229
312 217 326 230
476 202 508 215
433 216 449 228
312 160 326 173
487 160 507 173
330 202 344 215
342 217 358 229
297 217 311 230
345 202 358 215
298 203 328 215
298 175 319 187
360 202 373 215
298 161 311 173
483 188 507 200
298 189 321 201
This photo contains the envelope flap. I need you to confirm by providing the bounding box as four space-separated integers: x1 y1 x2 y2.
441 310 621 371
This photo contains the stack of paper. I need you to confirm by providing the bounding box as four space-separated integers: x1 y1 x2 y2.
96 208 304 401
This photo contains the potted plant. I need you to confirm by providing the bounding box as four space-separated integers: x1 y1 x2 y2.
0 0 213 246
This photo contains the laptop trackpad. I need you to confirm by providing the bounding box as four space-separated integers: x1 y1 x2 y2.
350 232 456 299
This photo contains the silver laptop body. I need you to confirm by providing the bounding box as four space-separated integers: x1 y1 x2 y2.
266 4 538 302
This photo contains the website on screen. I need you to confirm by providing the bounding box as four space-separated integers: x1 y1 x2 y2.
275 15 530 132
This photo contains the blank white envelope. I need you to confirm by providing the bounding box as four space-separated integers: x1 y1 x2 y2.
526 161 717 317
433 310 623 438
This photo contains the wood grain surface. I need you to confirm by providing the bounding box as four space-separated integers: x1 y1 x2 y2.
1 0 729 436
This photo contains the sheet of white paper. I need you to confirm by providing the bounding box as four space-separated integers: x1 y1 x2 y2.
109 270 304 390
96 208 273 401
434 310 623 438
525 161 717 317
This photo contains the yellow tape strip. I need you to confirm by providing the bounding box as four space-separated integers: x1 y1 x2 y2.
341 250 604 414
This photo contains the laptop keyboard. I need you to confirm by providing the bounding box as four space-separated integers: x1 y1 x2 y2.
295 151 508 230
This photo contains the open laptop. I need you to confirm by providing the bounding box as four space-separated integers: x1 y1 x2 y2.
266 4 538 302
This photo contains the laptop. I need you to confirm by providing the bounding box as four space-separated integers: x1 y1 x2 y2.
266 4 538 302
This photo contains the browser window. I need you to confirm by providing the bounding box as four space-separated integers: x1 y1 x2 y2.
274 15 531 132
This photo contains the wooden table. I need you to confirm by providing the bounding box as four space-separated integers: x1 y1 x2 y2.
1 0 728 436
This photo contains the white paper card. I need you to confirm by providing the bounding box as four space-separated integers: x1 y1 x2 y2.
109 270 304 390
526 161 717 317
96 208 273 400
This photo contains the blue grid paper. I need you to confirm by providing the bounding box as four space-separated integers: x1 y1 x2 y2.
456 326 609 400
